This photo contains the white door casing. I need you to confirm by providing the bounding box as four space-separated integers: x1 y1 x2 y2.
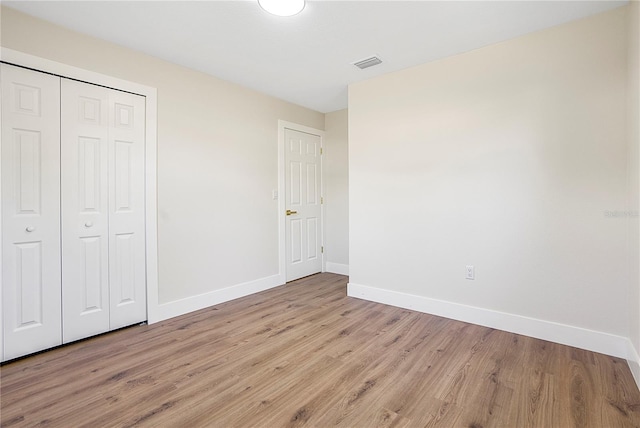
1 64 63 360
1 49 158 360
284 127 323 281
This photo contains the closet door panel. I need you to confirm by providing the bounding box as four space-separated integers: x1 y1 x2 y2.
1 64 62 360
108 89 146 329
61 79 110 343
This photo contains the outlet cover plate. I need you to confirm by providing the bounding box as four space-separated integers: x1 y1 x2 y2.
465 265 475 280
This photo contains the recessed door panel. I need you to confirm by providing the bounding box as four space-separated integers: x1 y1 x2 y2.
290 161 302 206
307 217 318 260
306 163 317 205
114 141 132 212
114 103 134 129
79 97 101 125
79 137 102 212
15 242 43 328
113 233 135 306
290 138 301 155
284 128 323 281
15 130 41 214
1 64 62 361
306 140 317 156
290 219 302 264
80 236 104 313
13 82 41 116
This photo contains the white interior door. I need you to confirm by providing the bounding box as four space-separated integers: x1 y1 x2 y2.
1 64 62 360
285 128 322 281
61 79 147 342
1 60 150 359
107 87 146 330
61 79 110 343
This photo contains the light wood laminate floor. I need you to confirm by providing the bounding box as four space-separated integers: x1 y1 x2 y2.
1 273 639 427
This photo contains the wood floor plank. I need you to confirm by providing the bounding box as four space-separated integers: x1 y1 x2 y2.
2 273 640 427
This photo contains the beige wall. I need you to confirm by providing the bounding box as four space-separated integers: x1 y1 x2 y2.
349 7 629 343
324 109 349 271
628 0 640 375
0 6 324 304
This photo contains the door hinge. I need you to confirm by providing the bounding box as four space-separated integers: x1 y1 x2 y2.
321 246 324 253
320 148 323 155
321 197 324 204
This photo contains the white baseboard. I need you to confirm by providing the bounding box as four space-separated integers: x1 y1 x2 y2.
325 262 349 276
627 341 640 391
152 274 283 323
347 282 630 360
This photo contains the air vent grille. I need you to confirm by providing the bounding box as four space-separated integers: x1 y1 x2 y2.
353 56 382 70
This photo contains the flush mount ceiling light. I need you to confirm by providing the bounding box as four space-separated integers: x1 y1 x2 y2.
258 0 305 17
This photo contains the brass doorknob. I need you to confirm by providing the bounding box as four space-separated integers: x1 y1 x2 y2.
286 209 298 216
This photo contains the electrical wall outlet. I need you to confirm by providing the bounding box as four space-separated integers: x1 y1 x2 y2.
465 265 475 280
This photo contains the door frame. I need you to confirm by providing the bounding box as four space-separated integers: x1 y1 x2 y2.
0 49 160 353
277 120 326 283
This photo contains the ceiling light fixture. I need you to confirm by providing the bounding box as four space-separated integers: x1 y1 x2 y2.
258 0 305 17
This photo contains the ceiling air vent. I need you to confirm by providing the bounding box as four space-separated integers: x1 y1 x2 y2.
353 56 382 70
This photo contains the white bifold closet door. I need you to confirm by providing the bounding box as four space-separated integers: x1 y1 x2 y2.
61 79 146 343
1 64 63 360
2 64 147 360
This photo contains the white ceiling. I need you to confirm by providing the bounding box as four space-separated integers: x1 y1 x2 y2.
5 0 627 113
